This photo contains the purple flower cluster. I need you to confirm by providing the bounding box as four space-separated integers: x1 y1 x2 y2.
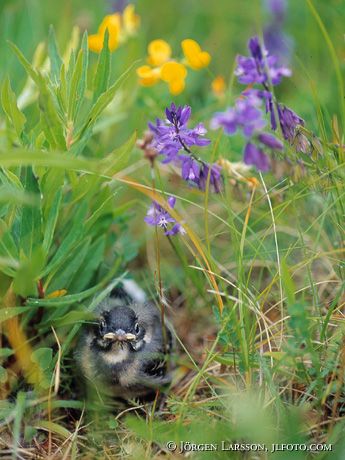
229 36 305 163
144 196 185 236
211 94 284 171
145 104 223 236
149 104 210 164
148 103 222 193
244 88 305 147
211 94 265 137
235 36 291 86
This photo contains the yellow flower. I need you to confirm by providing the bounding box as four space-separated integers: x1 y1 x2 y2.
212 75 226 96
136 65 161 86
88 13 121 53
88 5 140 53
88 34 105 53
122 5 140 37
147 39 172 67
181 39 211 70
160 61 187 95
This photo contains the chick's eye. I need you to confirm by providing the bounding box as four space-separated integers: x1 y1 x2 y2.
134 322 140 334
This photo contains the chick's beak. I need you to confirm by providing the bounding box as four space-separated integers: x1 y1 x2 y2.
103 329 136 342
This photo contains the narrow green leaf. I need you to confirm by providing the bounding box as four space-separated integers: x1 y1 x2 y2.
99 132 136 176
19 168 42 259
51 310 95 327
31 347 52 370
8 41 39 84
48 26 63 83
69 235 106 292
0 149 99 173
42 189 62 253
1 77 26 138
93 29 110 102
13 247 46 297
75 32 89 118
0 219 18 276
27 263 122 308
0 185 39 206
35 420 71 439
48 238 91 292
40 168 64 220
41 202 88 277
37 80 66 149
77 62 135 141
67 47 84 121
0 306 29 323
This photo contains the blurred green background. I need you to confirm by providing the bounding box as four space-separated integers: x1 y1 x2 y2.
1 0 344 136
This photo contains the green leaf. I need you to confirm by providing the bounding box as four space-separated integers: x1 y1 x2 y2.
19 167 42 259
45 400 84 410
69 235 106 292
67 34 88 123
99 132 136 176
0 219 19 276
51 310 95 327
75 32 89 118
0 149 98 172
13 247 46 297
27 264 122 308
93 29 110 102
37 84 66 149
31 347 53 370
9 41 65 149
35 420 71 439
42 189 62 254
1 77 26 138
47 238 91 292
40 169 65 221
0 348 14 359
8 41 40 84
0 185 39 206
85 190 116 231
76 63 135 141
67 47 84 122
0 400 14 419
41 201 88 277
0 365 8 383
48 26 63 83
0 306 29 323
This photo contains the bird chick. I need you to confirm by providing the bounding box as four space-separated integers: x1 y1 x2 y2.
75 280 174 400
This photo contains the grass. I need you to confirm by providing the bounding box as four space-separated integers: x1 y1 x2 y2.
0 0 344 458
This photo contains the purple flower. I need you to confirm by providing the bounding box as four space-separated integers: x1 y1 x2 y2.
180 155 201 181
243 142 270 172
144 196 185 236
258 132 283 150
149 103 210 164
198 163 223 193
264 27 293 65
243 88 304 145
179 155 222 193
148 103 223 193
211 94 266 138
235 36 291 86
277 105 304 143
